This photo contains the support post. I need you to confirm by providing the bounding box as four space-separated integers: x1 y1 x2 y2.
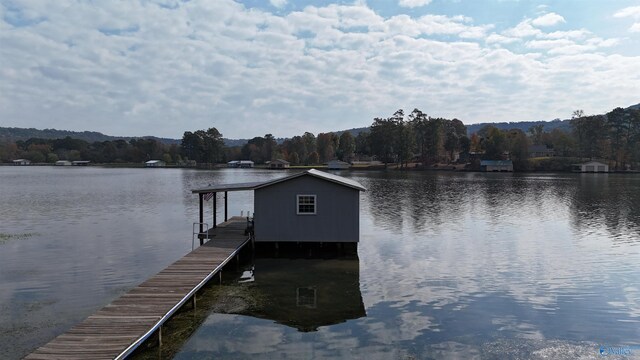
158 325 163 346
213 192 217 228
198 193 204 234
224 191 228 222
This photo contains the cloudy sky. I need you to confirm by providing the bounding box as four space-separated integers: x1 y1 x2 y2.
1 0 639 139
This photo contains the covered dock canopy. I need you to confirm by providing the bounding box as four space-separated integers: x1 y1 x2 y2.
191 169 366 236
191 181 264 232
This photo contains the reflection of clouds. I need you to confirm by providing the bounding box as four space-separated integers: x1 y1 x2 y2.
608 286 640 319
184 315 285 355
429 341 481 360
356 172 640 348
180 314 399 359
359 310 436 345
492 316 544 340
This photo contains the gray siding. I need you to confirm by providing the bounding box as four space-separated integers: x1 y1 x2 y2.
254 175 360 242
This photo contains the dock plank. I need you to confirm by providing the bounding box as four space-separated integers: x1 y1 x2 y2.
26 217 251 360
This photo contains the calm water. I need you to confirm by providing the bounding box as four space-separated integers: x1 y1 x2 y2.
1 167 639 359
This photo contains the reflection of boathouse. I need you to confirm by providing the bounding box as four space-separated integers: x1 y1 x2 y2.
245 256 366 332
480 160 513 172
192 169 366 244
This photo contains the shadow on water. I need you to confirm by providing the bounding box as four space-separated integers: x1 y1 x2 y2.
131 247 365 360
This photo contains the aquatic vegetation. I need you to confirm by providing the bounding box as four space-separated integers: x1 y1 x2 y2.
0 233 38 244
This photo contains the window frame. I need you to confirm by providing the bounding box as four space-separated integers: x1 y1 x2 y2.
296 194 317 215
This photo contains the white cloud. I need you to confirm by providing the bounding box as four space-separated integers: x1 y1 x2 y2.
503 19 542 38
398 0 432 9
531 12 565 27
613 6 640 19
269 0 287 9
613 6 640 33
485 34 519 44
0 1 639 139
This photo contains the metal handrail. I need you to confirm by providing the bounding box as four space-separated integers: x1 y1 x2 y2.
192 222 210 250
115 235 251 360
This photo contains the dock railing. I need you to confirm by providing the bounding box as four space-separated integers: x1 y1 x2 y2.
192 222 210 250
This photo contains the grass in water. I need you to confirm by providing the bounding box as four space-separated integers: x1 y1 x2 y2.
0 233 38 244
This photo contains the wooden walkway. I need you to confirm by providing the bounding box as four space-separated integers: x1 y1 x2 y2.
26 217 251 360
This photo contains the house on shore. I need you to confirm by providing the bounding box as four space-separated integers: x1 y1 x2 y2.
528 145 555 158
269 159 290 169
145 160 166 167
192 169 366 244
55 160 72 166
12 159 31 165
572 161 609 173
480 160 513 172
228 160 254 168
326 160 350 170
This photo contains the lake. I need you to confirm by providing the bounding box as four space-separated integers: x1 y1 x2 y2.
1 167 639 359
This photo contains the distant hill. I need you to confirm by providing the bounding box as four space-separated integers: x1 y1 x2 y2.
3 103 636 145
0 127 181 145
465 119 571 135
333 120 572 137
0 127 283 148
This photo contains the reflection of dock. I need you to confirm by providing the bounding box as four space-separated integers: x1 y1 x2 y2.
248 256 366 332
26 217 251 360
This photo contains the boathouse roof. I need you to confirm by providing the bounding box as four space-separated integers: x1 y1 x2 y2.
480 160 513 166
192 169 366 194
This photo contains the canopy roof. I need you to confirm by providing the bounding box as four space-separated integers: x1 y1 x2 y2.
191 169 366 194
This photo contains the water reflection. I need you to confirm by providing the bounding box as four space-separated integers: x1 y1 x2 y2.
3 168 640 359
570 174 640 243
175 255 366 358
243 256 366 332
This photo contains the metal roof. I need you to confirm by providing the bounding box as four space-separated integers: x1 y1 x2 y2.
480 160 513 166
191 169 366 194
191 181 266 193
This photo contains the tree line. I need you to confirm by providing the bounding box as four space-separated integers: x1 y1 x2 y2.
2 106 639 171
0 136 182 164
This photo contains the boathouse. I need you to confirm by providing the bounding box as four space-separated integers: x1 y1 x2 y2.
326 160 350 170
192 169 366 243
572 161 608 173
228 160 254 168
12 159 30 165
480 160 513 172
269 159 290 169
145 160 166 167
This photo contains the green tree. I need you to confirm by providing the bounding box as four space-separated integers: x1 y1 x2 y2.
308 151 319 165
481 125 507 160
506 129 529 170
337 132 356 162
289 151 300 165
370 117 396 164
317 133 338 162
355 131 371 157
302 132 316 164
606 107 626 169
528 124 544 145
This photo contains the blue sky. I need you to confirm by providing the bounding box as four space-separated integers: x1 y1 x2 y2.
1 0 639 139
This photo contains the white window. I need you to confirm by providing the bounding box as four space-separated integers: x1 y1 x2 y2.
297 194 316 215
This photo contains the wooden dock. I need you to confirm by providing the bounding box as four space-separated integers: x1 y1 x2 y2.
26 217 251 360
